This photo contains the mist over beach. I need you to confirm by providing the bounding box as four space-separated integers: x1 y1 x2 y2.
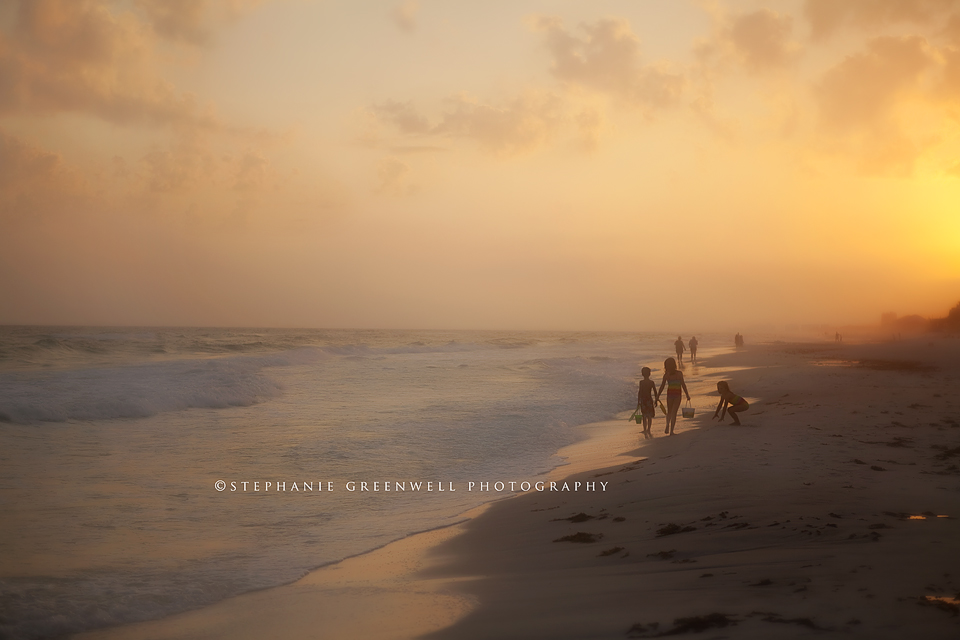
2 0 960 639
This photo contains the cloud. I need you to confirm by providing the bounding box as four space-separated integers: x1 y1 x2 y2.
135 134 278 203
0 128 89 224
573 107 603 151
371 15 689 156
728 9 797 70
375 157 415 195
372 91 565 156
699 8 798 73
532 16 684 112
810 35 952 174
390 145 447 154
780 4 960 175
815 35 933 130
688 94 739 141
0 0 217 126
135 0 265 45
128 137 338 231
433 91 564 155
136 0 210 44
941 13 960 45
804 0 959 39
688 9 796 146
935 44 960 100
853 129 926 176
140 137 217 193
372 100 432 135
232 150 270 192
389 0 419 34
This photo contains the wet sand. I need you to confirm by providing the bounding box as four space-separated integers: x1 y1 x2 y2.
76 338 960 639
76 517 477 640
423 338 960 639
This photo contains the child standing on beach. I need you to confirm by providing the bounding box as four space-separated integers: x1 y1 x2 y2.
635 367 656 435
656 357 690 436
712 381 749 426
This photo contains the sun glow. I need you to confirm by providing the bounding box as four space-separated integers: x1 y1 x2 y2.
1 0 959 328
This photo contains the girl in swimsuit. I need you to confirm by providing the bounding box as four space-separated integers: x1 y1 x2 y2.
713 380 748 425
656 357 690 435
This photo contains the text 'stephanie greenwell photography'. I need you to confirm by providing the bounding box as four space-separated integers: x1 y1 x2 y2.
2 1 960 639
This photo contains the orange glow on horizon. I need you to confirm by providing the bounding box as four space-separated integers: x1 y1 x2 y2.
1 0 959 330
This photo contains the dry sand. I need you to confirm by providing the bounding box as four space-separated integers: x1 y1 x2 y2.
76 338 960 639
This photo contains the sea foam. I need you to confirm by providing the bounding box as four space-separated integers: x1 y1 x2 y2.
0 356 285 424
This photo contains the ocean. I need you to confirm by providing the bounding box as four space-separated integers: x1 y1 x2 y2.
0 327 718 639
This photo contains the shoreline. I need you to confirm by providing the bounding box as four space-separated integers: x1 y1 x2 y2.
421 338 960 639
77 338 960 639
73 349 682 640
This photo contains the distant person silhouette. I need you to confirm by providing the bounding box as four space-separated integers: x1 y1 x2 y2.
635 366 656 436
688 336 699 363
712 380 748 425
656 357 690 436
674 336 685 364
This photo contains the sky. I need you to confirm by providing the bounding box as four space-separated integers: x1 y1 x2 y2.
2 0 960 331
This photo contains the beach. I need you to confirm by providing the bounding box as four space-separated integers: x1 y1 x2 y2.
0 328 651 639
74 336 960 639
7 2 960 638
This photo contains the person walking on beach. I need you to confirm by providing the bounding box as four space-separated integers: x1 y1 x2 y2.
635 366 656 436
712 380 749 426
656 357 690 436
688 336 699 364
674 336 685 364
